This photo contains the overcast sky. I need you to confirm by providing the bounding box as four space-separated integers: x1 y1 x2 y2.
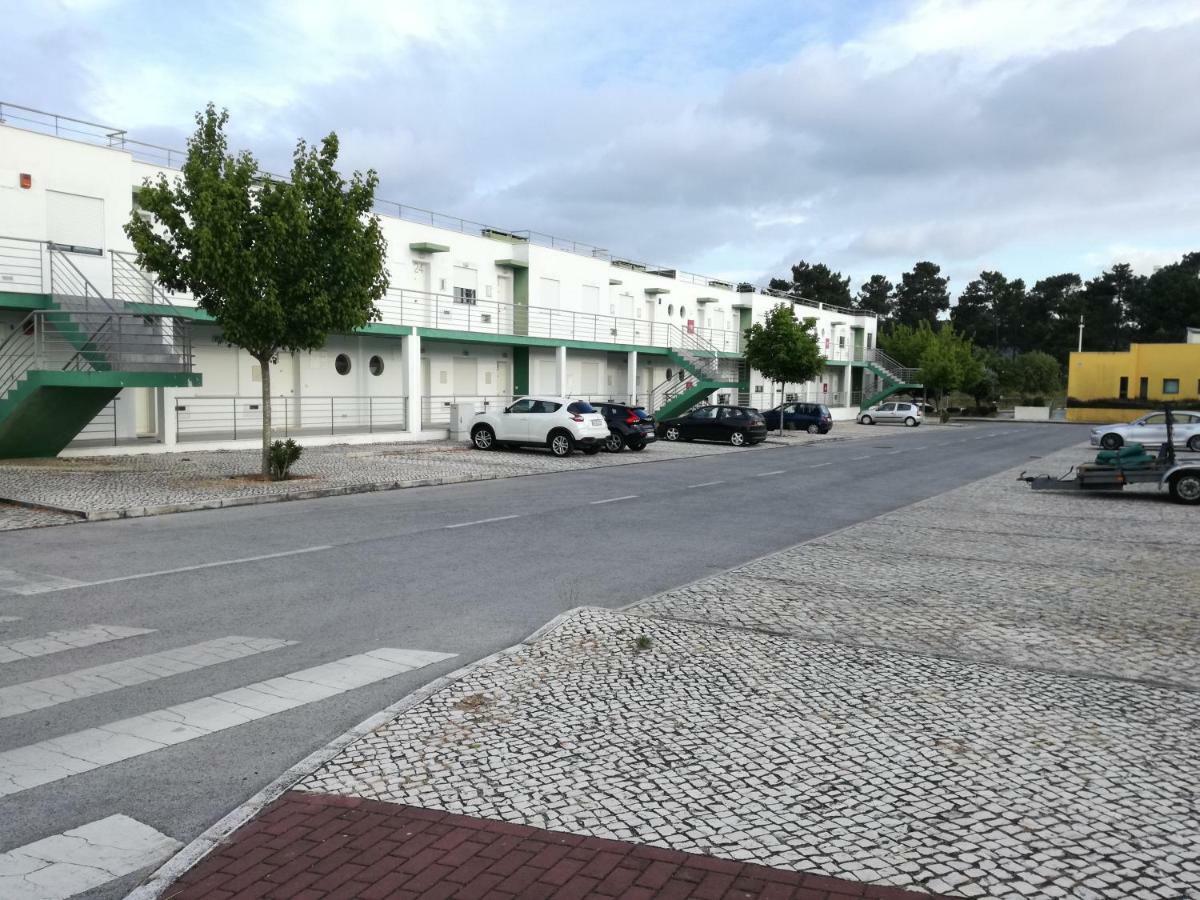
7 0 1200 295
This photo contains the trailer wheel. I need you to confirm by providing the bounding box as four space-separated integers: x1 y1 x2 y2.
1168 472 1200 505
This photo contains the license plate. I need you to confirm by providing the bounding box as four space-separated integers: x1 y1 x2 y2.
591 418 604 426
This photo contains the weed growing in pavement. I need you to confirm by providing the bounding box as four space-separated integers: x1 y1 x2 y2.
634 635 653 652
268 439 303 480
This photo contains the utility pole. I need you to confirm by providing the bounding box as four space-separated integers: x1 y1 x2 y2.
1077 314 1084 353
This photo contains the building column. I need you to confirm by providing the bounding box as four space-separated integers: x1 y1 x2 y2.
403 331 421 432
555 345 567 395
157 387 178 450
626 350 638 406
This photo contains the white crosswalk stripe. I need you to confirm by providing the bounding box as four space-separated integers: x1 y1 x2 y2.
0 648 456 799
0 616 20 626
0 625 154 665
0 567 85 595
0 636 297 719
0 814 180 900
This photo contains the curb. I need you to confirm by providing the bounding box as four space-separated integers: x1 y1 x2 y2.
125 606 597 900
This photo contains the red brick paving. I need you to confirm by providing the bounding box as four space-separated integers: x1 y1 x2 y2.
164 791 952 900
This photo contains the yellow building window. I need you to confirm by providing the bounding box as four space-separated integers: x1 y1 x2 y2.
1163 378 1180 395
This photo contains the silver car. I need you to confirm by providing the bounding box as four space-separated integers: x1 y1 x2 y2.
857 401 923 427
1090 411 1200 451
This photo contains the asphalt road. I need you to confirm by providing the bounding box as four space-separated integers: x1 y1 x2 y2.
0 422 1091 900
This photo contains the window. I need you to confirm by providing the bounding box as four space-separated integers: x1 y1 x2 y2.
334 353 351 375
567 401 596 415
1142 414 1165 425
1139 377 1149 400
1118 376 1129 400
718 407 741 419
838 335 846 348
47 190 105 253
691 407 719 419
1163 378 1180 395
369 355 384 376
508 399 537 413
866 334 873 349
454 286 477 305
531 401 561 413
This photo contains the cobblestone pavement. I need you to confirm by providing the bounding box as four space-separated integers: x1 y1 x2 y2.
286 445 1199 900
0 424 888 522
0 502 81 531
170 791 942 899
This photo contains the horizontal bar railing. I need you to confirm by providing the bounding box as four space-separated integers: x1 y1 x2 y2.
420 394 515 429
173 394 408 442
0 236 46 293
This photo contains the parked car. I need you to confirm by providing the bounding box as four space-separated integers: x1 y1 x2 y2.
470 397 609 457
1089 411 1200 451
762 402 833 434
657 405 768 446
857 401 923 427
592 402 658 452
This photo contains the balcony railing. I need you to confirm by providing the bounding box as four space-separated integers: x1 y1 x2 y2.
173 394 407 442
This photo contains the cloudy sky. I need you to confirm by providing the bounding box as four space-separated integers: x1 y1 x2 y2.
7 0 1200 295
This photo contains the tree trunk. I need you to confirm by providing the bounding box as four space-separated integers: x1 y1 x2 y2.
779 381 785 435
257 353 272 478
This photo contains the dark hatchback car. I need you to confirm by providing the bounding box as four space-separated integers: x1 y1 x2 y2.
763 402 833 434
592 402 658 452
657 405 767 447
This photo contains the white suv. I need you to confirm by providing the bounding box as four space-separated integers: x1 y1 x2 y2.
470 397 610 457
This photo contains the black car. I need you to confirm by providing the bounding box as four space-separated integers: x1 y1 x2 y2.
592 402 658 452
762 402 832 434
657 405 767 446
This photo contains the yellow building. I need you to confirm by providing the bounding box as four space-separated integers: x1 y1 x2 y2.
1067 334 1200 423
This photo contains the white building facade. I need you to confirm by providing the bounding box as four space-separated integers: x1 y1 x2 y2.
0 105 895 456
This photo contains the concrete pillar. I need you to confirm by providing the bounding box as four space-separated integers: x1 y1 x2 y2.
403 331 422 432
627 350 638 406
158 387 179 450
555 345 567 396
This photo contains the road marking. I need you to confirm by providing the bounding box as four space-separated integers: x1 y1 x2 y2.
590 495 638 505
0 626 154 666
973 436 989 440
753 470 787 477
687 481 725 488
0 814 181 900
913 445 928 450
13 546 335 596
0 648 456 799
0 616 20 625
808 462 831 468
989 431 1004 436
0 636 297 719
885 449 904 455
850 455 872 460
0 568 85 595
444 514 520 529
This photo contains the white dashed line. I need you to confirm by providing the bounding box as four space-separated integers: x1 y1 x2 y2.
0 648 456 799
808 462 831 468
753 471 787 477
687 481 725 488
850 455 873 460
0 636 297 719
590 495 639 505
444 515 520 529
0 815 182 900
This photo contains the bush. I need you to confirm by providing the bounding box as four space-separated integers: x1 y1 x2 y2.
268 439 303 481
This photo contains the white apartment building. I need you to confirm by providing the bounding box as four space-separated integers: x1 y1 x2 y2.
0 103 905 457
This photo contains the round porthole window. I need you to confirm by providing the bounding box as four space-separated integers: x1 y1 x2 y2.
334 353 351 375
680 305 687 318
666 368 674 380
369 355 384 376
668 304 675 316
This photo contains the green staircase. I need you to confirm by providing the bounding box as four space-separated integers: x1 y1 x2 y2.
646 343 739 418
859 352 923 410
0 249 200 457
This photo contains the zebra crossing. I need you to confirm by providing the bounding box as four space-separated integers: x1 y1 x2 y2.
0 614 457 899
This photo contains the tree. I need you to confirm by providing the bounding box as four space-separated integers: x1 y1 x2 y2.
962 347 1002 408
1002 351 1062 402
879 321 936 367
893 261 949 328
952 270 1026 354
916 323 976 406
127 105 388 477
855 275 894 320
1128 252 1200 342
742 304 823 433
1027 273 1081 360
1077 264 1139 352
770 261 853 308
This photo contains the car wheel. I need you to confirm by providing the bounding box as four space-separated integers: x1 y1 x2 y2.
1169 471 1200 505
860 415 873 425
1188 435 1200 452
471 425 496 450
664 426 681 442
904 416 917 427
583 445 602 456
729 430 747 447
806 424 819 434
603 431 625 453
548 431 575 457
627 440 646 451
1100 433 1123 450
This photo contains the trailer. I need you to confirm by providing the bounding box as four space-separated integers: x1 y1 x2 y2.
1019 407 1200 505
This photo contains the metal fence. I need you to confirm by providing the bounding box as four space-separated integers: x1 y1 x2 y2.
419 394 515 428
174 395 407 442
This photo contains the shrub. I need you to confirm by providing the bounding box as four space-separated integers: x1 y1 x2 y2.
268 439 303 481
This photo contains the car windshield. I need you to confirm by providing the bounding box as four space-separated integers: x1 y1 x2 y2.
567 401 596 415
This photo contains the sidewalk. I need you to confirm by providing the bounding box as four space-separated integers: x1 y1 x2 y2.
136 443 1199 900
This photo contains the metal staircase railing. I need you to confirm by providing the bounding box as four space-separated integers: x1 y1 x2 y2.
47 246 121 314
857 347 919 383
110 249 194 306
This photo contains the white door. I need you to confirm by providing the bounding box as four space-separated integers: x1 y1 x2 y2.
452 357 478 397
496 360 511 399
496 274 513 333
580 360 601 398
535 358 557 395
412 261 433 326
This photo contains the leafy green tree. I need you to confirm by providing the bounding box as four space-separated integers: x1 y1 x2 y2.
1078 263 1140 351
1026 274 1081 359
127 105 388 477
1129 252 1200 341
742 304 823 433
769 261 853 308
893 261 949 328
962 347 1001 408
855 275 894 320
952 271 1026 349
879 321 936 367
916 324 976 406
1002 351 1062 401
